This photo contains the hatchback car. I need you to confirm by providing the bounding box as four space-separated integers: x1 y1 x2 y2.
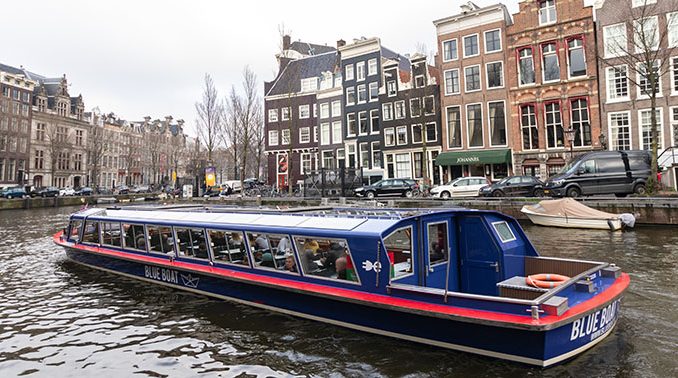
59 187 76 196
479 176 544 197
1 187 27 199
75 187 94 196
31 186 60 197
115 185 130 195
430 177 489 199
354 179 419 199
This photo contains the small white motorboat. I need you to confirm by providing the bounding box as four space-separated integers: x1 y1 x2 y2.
521 198 634 231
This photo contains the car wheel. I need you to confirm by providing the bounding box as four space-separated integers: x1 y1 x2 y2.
566 187 581 198
7 195 12 199
533 189 544 197
441 191 451 199
614 193 628 198
404 190 413 198
42 194 46 198
366 191 376 199
492 190 504 197
633 183 646 195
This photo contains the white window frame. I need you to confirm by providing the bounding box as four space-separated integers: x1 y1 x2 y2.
606 65 630 103
387 80 397 97
320 103 330 119
671 56 678 96
443 69 460 95
368 82 379 102
332 121 342 144
485 61 504 89
268 108 278 122
371 141 381 169
370 109 380 135
464 64 482 93
300 78 318 92
368 58 378 76
299 127 311 144
358 111 368 136
384 127 396 147
356 61 366 81
671 107 678 147
346 113 356 137
487 100 507 148
320 122 331 146
633 0 656 7
268 130 278 146
669 12 678 48
411 123 423 144
395 100 406 119
566 37 587 79
607 111 632 151
539 0 557 26
484 29 502 53
346 87 355 106
466 102 484 148
396 125 408 146
357 84 367 104
638 108 663 151
462 33 480 58
541 42 560 83
518 47 536 87
634 16 659 53
423 95 435 115
425 122 437 143
636 60 662 99
382 103 393 121
441 38 458 62
603 23 627 58
445 105 463 150
281 107 291 121
281 129 291 145
345 64 354 81
299 104 310 119
331 100 341 117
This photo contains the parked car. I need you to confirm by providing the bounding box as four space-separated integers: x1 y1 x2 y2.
31 186 60 198
543 150 651 198
114 185 130 195
202 187 221 198
131 185 151 193
430 177 490 199
59 187 76 196
479 176 544 197
354 179 419 199
75 187 94 196
243 178 264 190
1 187 27 199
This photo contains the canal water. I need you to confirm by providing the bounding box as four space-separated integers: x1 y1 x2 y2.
0 206 675 377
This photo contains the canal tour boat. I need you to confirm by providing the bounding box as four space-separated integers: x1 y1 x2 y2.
53 206 629 367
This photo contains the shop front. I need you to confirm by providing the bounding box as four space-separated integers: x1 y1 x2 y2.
435 149 512 183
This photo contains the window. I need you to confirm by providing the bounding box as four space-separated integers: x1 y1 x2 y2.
464 66 481 92
34 150 44 170
671 108 678 147
357 84 367 103
396 126 407 145
321 123 331 145
466 104 483 147
607 65 629 101
331 100 341 117
67 220 82 243
356 61 365 81
347 113 357 136
299 104 310 119
639 109 663 150
544 102 564 149
370 109 380 133
571 99 591 147
358 112 368 135
345 64 354 81
539 0 556 25
300 78 318 92
567 37 586 77
442 39 458 61
320 103 330 119
82 221 100 244
268 130 278 146
412 124 423 144
332 121 342 144
486 62 503 88
415 75 425 88
519 47 535 85
395 101 406 119
36 123 45 141
447 106 462 148
301 153 312 173
346 87 356 105
410 98 421 117
492 221 516 243
427 222 449 266
247 232 298 274
387 80 397 96
413 152 423 178
101 222 122 247
521 104 538 150
444 69 460 95
208 230 248 265
293 237 359 282
323 150 334 169
634 16 659 52
672 57 678 94
281 107 290 121
282 129 291 145
75 130 83 146
609 112 631 150
299 127 310 143
372 142 381 168
488 101 506 147
384 227 413 279
633 0 656 6
463 34 479 57
385 128 396 146
637 60 661 97
484 29 501 52
313 126 318 142
382 103 393 121
368 58 378 76
369 82 379 101
542 43 559 82
423 96 434 115
426 122 437 143
603 23 627 58
359 142 370 167
669 12 678 48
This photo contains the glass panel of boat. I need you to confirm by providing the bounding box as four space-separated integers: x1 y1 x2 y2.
384 226 414 279
427 222 449 266
122 224 147 252
292 236 359 283
82 221 100 244
101 222 122 247
174 228 210 260
146 225 173 255
246 232 299 275
67 220 82 243
207 229 249 266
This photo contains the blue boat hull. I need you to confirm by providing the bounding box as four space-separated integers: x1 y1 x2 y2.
63 247 622 367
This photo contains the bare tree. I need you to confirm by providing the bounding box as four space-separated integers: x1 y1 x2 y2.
86 123 105 188
168 132 186 188
251 107 266 181
145 126 162 185
195 73 223 163
236 66 262 189
224 85 242 180
599 0 678 193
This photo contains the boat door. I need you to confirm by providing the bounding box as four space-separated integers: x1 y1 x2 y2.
422 216 455 289
458 215 502 296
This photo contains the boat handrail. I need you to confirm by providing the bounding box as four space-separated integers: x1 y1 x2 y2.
387 282 537 306
532 262 609 305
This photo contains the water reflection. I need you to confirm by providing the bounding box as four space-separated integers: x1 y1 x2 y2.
0 207 675 377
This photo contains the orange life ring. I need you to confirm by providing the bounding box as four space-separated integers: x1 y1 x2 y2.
526 273 570 289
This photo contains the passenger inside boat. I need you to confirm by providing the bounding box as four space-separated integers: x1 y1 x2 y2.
208 230 249 265
82 222 100 243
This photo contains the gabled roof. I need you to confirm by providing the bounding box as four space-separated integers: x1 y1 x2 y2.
266 51 338 97
0 63 24 75
289 41 336 56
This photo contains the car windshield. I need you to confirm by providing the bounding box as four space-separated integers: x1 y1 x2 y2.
497 177 510 185
558 161 579 175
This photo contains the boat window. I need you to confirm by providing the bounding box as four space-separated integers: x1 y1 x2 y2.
492 221 516 243
427 222 449 266
175 228 210 260
293 237 359 283
246 232 298 274
122 224 147 251
146 225 173 255
384 226 413 278
82 221 100 244
207 229 249 266
68 220 82 242
101 222 122 247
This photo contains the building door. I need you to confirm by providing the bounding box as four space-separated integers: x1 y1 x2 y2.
458 215 501 296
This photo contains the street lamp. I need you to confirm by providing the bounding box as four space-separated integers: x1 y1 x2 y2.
564 126 575 162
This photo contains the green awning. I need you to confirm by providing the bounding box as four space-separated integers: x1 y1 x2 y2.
435 149 511 166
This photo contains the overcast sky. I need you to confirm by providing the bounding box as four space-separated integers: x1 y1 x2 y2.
5 0 593 136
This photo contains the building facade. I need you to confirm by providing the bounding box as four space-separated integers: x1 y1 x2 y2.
433 3 514 182
507 0 602 178
595 0 678 190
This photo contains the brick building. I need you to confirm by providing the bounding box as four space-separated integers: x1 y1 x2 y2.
507 0 602 178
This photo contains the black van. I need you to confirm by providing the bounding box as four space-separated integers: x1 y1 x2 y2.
543 150 651 197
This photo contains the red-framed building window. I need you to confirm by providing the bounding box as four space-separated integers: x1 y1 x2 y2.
520 102 539 150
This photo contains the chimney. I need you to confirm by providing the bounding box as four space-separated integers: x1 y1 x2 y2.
282 34 291 51
336 39 346 49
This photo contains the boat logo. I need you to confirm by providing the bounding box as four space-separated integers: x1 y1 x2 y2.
362 260 382 273
180 273 200 288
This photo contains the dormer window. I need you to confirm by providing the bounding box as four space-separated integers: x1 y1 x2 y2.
539 0 557 25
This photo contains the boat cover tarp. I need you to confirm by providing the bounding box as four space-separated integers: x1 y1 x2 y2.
525 198 619 219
